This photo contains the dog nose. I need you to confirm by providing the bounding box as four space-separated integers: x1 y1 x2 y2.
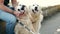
35 7 38 11
21 5 25 10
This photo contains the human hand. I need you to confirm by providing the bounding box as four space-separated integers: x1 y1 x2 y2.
13 11 21 17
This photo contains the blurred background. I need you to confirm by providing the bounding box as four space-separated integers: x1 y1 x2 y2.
9 0 60 7
16 0 60 7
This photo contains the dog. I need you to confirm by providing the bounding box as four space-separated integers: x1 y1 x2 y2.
29 4 44 34
14 4 36 34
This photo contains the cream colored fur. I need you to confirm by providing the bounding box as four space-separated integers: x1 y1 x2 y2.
14 5 35 34
29 4 43 34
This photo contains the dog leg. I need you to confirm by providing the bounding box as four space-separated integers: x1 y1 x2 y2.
33 15 43 34
15 22 35 34
27 21 36 34
33 21 41 34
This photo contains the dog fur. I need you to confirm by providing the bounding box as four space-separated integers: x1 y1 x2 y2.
29 4 43 34
14 4 35 34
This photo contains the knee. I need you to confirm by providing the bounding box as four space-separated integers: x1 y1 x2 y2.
10 16 16 23
6 15 17 24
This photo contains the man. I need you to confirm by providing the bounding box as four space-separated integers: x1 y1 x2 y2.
0 0 21 34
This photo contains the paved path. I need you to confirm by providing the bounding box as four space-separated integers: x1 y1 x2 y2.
40 12 60 34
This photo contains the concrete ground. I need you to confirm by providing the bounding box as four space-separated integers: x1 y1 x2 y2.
40 12 60 34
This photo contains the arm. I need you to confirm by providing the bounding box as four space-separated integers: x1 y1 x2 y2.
0 0 14 14
11 0 18 8
0 0 21 17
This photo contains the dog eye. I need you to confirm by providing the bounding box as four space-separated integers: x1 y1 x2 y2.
18 9 20 11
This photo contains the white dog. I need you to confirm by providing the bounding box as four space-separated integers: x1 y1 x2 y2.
14 4 35 34
29 4 44 34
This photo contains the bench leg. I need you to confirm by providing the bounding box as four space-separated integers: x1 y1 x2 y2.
0 20 6 34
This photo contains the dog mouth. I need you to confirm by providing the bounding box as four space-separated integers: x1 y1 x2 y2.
32 9 35 13
19 11 25 16
32 9 38 14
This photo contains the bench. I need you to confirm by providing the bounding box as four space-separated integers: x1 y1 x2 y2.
0 19 6 34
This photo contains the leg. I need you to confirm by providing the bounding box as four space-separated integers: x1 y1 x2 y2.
33 22 41 33
33 15 43 34
26 21 35 34
0 10 17 34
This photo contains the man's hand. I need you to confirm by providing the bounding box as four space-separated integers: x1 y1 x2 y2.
13 11 21 17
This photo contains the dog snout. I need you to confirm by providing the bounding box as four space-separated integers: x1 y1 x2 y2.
21 5 25 10
35 7 38 11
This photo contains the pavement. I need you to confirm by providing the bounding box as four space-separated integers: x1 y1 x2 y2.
40 12 60 34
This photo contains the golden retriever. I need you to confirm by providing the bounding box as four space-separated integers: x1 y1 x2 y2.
14 4 35 34
29 4 43 34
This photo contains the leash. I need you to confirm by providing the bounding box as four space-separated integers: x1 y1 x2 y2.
18 20 35 34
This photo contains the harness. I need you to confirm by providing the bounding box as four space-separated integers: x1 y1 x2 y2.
15 20 35 34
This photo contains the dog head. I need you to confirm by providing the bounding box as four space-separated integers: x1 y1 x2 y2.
16 4 29 16
16 4 26 12
29 4 42 15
